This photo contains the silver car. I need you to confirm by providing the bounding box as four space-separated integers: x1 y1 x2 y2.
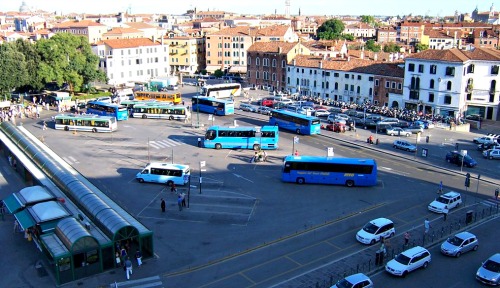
476 253 500 286
440 231 478 257
331 273 373 288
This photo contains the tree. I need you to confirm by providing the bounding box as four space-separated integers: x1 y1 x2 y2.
213 69 224 78
383 42 401 53
415 43 429 52
14 39 44 93
365 40 381 52
360 15 375 25
317 19 345 40
342 33 355 41
0 43 29 98
36 33 105 95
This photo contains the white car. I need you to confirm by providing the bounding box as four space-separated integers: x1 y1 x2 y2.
386 127 411 137
314 109 330 117
385 246 431 277
331 273 373 288
473 136 497 144
356 218 395 245
428 191 462 213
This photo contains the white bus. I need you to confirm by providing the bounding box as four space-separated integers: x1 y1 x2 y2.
132 103 190 120
54 114 117 133
136 163 190 186
200 83 242 99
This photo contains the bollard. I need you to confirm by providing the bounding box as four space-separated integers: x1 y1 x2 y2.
197 137 202 148
426 135 430 143
375 138 380 145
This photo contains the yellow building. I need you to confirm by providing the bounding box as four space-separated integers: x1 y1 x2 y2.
161 36 205 75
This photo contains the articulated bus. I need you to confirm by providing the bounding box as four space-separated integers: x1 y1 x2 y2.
86 101 129 121
282 156 378 187
269 109 321 135
200 83 242 99
54 114 117 133
136 162 190 186
132 103 190 120
134 91 182 104
204 125 279 150
191 96 234 116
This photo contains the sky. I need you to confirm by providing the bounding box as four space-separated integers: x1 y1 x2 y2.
0 0 495 17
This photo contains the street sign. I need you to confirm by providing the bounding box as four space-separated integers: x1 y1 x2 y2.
200 161 206 167
293 136 299 144
327 147 334 157
208 115 213 120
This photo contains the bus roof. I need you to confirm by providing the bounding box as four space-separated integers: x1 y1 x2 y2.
133 103 181 109
145 163 190 170
283 156 376 165
207 125 278 132
88 101 123 107
54 114 116 121
271 109 319 120
192 96 233 103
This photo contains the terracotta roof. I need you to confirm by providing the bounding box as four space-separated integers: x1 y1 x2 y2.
53 19 106 28
208 26 257 36
351 62 404 78
103 27 142 35
406 47 500 62
424 29 455 39
102 38 160 49
124 22 156 29
247 41 299 53
255 25 290 37
292 55 390 73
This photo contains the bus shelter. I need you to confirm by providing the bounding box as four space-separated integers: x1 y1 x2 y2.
3 186 56 214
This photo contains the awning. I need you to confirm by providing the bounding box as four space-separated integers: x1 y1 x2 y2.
206 65 222 73
3 193 22 213
229 66 247 74
14 210 35 231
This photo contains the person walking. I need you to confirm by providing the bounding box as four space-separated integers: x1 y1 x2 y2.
294 150 299 156
177 195 183 211
124 257 133 280
160 198 166 212
135 250 142 267
180 192 186 207
115 252 122 268
42 120 47 130
170 183 177 193
424 218 431 234
404 231 411 246
443 208 448 222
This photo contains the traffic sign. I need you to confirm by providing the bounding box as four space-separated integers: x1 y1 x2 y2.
293 136 299 144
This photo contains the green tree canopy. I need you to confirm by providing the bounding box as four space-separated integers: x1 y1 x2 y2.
365 40 381 52
383 42 401 53
213 69 224 78
415 43 429 52
14 39 43 92
317 19 345 40
0 43 29 97
360 15 375 25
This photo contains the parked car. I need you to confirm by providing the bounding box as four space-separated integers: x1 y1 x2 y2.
239 103 258 112
376 123 393 133
483 149 500 160
473 136 497 145
428 191 462 213
445 151 478 168
405 125 424 134
466 114 483 121
314 109 330 117
256 106 272 115
476 253 500 286
324 123 346 133
441 231 478 257
478 142 500 151
327 114 347 124
393 140 417 152
330 273 374 288
385 246 431 277
356 218 395 245
386 127 412 137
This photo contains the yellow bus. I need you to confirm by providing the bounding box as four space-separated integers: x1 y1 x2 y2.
134 91 182 104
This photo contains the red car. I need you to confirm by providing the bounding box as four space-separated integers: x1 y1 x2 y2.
323 123 346 133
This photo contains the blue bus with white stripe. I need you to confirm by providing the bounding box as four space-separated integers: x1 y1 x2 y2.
282 156 377 187
204 125 279 150
191 96 234 116
269 109 320 135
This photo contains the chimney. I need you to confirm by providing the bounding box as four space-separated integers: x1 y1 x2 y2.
293 59 296 66
446 30 449 36
319 61 322 68
374 53 378 61
278 46 282 53
347 56 350 61
360 46 364 59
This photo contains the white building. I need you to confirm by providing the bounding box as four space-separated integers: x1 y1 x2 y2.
93 38 170 86
403 47 500 120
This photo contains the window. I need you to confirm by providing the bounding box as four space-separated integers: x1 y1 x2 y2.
256 58 260 66
345 73 349 79
282 60 286 68
272 59 277 67
375 79 379 86
445 66 455 76
369 76 374 81
334 72 339 77
385 81 390 88
467 64 475 74
408 63 415 72
447 81 452 91
256 71 260 79
248 57 251 65
444 95 452 104
430 65 437 74
491 65 499 75
429 79 435 89
334 82 338 90
428 93 434 103
418 64 424 73
391 82 396 89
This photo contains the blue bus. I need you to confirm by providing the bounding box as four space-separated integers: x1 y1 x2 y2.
86 101 129 121
204 125 279 150
191 96 234 116
282 156 378 187
269 109 321 135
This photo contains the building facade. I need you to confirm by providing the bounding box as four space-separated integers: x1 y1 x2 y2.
51 20 107 43
161 36 205 75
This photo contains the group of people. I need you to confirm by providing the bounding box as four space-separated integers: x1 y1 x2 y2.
115 241 142 280
160 184 187 212
251 150 268 163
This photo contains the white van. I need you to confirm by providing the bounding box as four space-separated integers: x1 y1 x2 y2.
136 163 190 186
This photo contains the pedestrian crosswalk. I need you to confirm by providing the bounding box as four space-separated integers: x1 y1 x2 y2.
110 275 163 288
480 197 500 208
148 138 185 149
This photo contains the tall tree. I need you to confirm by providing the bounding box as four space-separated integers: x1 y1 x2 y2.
317 19 345 40
415 43 429 52
383 42 401 53
14 39 44 92
0 43 29 98
365 40 381 52
360 15 375 25
36 33 105 94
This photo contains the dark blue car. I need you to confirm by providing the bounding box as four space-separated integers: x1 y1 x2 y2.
446 151 478 168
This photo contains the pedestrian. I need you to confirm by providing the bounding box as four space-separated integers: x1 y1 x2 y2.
404 231 410 246
170 183 177 193
443 208 448 221
424 218 431 234
177 195 182 211
42 120 47 130
120 246 127 260
13 220 19 233
180 192 186 207
115 252 121 268
294 150 299 156
161 198 166 212
135 250 142 267
125 257 133 280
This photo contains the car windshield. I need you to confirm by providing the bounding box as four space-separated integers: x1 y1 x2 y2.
483 260 500 273
394 253 411 265
335 278 354 288
362 223 379 234
447 236 464 246
435 197 450 204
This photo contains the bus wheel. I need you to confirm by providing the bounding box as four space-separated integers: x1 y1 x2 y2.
64 126 69 131
346 180 355 187
296 177 305 184
92 128 97 133
166 180 174 187
169 116 174 120
215 143 222 150
137 178 144 183
253 144 260 151
142 115 147 119
296 129 300 134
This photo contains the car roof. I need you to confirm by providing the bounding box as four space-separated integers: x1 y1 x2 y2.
488 253 500 263
441 191 461 198
370 217 393 226
344 273 370 283
454 231 475 239
402 246 428 256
